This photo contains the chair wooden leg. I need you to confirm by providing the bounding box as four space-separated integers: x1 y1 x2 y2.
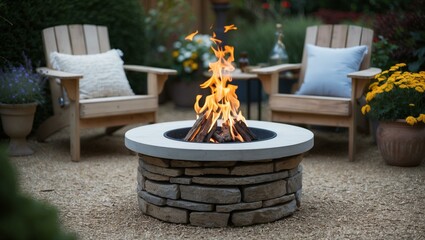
348 123 356 162
69 101 80 162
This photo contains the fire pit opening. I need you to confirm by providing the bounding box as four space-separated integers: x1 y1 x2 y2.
165 127 276 143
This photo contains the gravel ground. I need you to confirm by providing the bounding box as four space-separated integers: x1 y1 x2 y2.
10 102 425 240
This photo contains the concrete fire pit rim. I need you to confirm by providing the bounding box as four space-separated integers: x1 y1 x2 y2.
125 120 314 161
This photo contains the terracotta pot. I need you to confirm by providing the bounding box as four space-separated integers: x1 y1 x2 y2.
0 103 37 156
376 120 425 167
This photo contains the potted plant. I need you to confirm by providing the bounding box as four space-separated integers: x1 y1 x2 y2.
0 55 45 156
361 63 425 166
169 34 216 107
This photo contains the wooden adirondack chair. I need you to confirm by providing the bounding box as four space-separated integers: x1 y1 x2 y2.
36 24 176 161
252 24 381 161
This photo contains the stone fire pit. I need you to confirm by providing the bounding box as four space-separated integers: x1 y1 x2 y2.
125 120 313 227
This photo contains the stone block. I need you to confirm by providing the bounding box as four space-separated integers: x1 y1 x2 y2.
190 212 230 227
140 154 170 167
230 162 274 176
145 180 180 199
138 197 188 224
202 161 236 167
295 189 302 207
287 172 302 194
138 190 166 206
216 201 262 213
170 160 202 168
140 167 170 181
170 177 192 185
137 170 145 190
166 199 214 211
180 185 241 204
231 200 297 226
141 161 183 177
192 171 288 186
262 194 295 207
274 154 303 171
242 180 286 202
185 167 230 176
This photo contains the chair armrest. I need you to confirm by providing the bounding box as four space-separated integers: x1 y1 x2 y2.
37 67 82 101
124 65 177 95
251 63 301 74
37 67 83 79
349 67 382 100
124 65 177 75
251 63 301 95
348 67 381 79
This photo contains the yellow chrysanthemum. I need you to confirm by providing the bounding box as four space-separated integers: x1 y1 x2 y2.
406 116 417 126
415 86 424 93
172 50 179 58
417 114 425 123
385 83 394 92
361 105 371 115
365 92 376 102
369 82 379 90
191 62 198 70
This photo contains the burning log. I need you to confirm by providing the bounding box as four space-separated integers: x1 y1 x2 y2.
184 115 257 143
234 120 257 142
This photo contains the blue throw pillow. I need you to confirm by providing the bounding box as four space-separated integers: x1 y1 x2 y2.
296 44 368 98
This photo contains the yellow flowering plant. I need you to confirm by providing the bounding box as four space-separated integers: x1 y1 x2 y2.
172 34 216 81
361 63 425 125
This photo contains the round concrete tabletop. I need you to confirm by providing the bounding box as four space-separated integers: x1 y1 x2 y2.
125 120 314 161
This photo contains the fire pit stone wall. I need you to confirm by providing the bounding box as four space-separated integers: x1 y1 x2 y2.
137 154 303 227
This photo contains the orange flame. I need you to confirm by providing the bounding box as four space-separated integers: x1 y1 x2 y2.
187 24 247 141
185 30 199 41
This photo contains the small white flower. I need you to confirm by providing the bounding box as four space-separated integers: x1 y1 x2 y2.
173 41 182 48
157 45 166 53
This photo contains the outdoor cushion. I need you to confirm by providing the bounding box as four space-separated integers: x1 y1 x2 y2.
296 44 368 98
50 49 134 99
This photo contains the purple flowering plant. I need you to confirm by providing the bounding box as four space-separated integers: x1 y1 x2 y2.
0 55 45 104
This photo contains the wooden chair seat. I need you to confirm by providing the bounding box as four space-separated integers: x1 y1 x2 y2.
269 94 351 116
80 95 157 118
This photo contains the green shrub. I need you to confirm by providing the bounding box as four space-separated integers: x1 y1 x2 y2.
0 146 77 240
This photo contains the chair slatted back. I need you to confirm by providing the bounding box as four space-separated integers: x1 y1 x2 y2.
298 24 374 87
42 24 111 68
41 24 111 114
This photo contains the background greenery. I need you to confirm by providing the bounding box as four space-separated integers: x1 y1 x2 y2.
0 146 77 239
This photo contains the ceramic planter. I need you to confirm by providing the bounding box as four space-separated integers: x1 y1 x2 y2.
376 120 425 167
0 103 37 156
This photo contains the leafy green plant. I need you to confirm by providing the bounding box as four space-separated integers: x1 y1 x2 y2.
371 35 398 70
362 63 425 125
0 146 77 240
0 54 45 104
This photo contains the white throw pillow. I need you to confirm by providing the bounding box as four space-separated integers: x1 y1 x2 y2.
296 44 368 98
50 49 134 99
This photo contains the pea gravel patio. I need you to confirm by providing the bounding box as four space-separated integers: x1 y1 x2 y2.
10 102 425 240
